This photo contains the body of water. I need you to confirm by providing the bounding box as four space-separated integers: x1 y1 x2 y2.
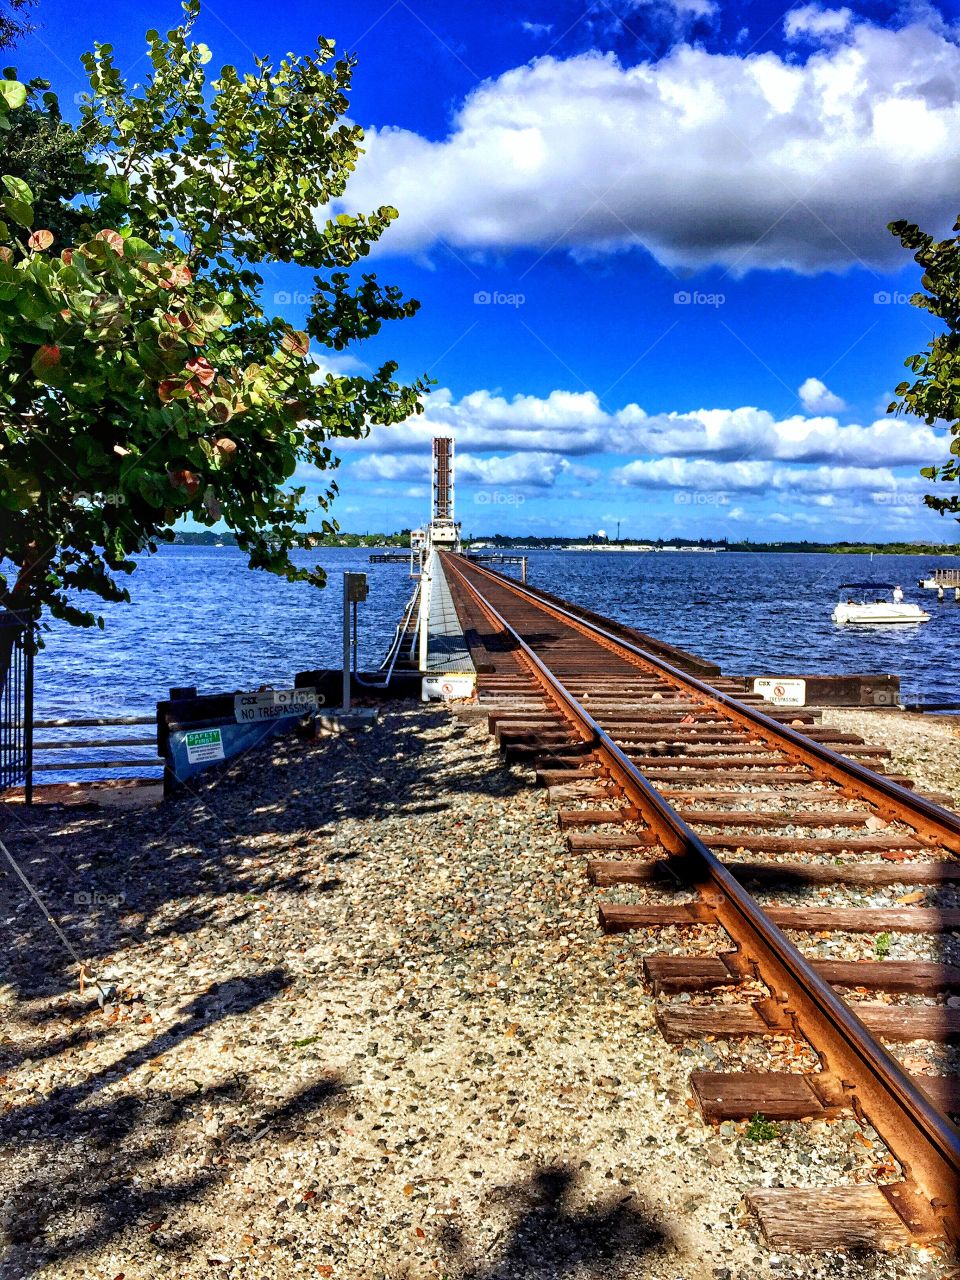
33 546 960 720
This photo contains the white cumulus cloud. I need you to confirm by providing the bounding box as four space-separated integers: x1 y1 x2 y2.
784 5 853 40
335 18 960 273
339 385 946 469
798 376 846 413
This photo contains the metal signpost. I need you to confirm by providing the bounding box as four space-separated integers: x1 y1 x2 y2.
342 571 369 712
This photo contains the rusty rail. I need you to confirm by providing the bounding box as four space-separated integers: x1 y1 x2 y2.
442 551 960 1244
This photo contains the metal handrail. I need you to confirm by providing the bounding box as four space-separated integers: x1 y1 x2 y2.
355 583 420 688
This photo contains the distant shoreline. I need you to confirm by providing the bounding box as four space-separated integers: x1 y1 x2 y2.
171 531 960 557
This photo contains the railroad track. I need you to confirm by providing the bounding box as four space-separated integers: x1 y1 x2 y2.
441 551 960 1254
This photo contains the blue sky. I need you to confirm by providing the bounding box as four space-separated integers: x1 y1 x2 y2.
13 0 960 540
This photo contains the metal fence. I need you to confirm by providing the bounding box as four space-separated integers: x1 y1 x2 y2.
0 610 33 802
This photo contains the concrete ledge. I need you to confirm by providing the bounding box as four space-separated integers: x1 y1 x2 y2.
313 709 379 735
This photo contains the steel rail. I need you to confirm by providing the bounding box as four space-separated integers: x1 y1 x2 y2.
446 555 960 856
443 551 960 1243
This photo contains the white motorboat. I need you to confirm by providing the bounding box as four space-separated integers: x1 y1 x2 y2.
832 582 930 625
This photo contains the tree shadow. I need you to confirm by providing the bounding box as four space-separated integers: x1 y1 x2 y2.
0 704 529 1005
443 1164 671 1280
0 965 345 1274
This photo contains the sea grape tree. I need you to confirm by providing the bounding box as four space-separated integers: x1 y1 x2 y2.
0 1 426 636
888 214 960 517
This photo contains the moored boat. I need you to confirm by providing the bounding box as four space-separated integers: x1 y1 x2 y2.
832 582 930 625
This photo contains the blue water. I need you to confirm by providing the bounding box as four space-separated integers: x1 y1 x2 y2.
33 546 960 722
525 550 960 708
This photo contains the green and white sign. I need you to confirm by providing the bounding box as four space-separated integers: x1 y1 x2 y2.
184 727 225 764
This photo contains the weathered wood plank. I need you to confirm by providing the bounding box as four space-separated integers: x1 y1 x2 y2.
642 954 736 993
600 902 714 933
768 907 960 934
656 1004 768 1041
658 998 960 1043
857 1005 960 1042
914 1075 960 1115
746 1186 914 1251
604 901 960 934
679 809 873 828
557 808 632 829
703 833 921 853
818 960 960 993
547 782 608 803
642 951 960 994
568 831 655 852
536 767 603 786
588 856 960 890
690 1072 837 1121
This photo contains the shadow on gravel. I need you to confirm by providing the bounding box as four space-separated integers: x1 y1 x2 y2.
0 967 345 1276
443 1165 670 1278
0 705 527 1004
0 705 528 1272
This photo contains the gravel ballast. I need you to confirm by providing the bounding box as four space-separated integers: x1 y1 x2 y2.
0 705 953 1279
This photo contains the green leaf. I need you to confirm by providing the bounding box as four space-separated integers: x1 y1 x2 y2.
3 197 33 227
2 174 33 203
0 80 27 110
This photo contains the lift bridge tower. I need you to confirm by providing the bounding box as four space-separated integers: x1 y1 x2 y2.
429 436 460 552
415 437 464 672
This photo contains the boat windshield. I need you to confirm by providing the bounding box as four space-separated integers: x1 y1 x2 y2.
837 582 895 602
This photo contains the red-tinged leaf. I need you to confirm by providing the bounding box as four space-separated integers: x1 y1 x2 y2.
185 356 215 386
28 229 53 251
168 469 200 497
0 246 13 264
61 248 73 265
95 228 124 255
213 437 237 464
157 380 179 404
281 329 309 357
32 344 63 384
159 262 192 290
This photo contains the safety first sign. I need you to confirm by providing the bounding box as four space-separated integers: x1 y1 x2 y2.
753 677 806 707
421 674 476 702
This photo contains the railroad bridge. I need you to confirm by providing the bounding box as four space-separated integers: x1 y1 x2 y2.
414 545 960 1254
